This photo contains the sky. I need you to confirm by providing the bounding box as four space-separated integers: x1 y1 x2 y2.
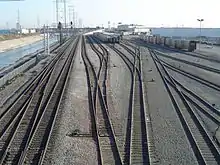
0 0 219 29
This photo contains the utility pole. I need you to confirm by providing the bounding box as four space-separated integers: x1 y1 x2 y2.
56 0 59 25
75 12 78 28
58 22 63 45
197 18 204 52
73 9 76 31
6 22 9 30
79 18 82 28
44 25 50 54
37 15 40 29
44 25 46 52
47 26 50 54
17 9 20 30
64 0 67 28
108 21 110 30
68 5 74 35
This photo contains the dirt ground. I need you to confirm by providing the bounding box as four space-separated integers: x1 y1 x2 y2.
0 34 43 52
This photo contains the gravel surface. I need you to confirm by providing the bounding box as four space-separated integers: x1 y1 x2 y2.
45 41 97 165
96 43 132 160
155 49 220 71
46 39 133 164
195 44 220 60
159 57 220 111
140 47 198 164
3 36 219 164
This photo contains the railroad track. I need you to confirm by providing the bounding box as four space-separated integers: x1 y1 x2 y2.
154 50 220 74
0 41 63 108
159 58 220 92
126 39 220 75
108 43 150 164
149 49 220 134
0 36 79 164
149 48 220 164
81 35 122 165
87 36 108 105
128 38 220 64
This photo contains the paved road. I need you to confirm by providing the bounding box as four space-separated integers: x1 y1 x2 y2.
196 43 220 57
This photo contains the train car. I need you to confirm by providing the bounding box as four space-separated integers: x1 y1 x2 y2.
175 40 184 49
148 36 153 44
93 32 120 43
159 37 166 45
153 36 157 44
156 36 161 45
139 34 196 52
175 40 196 51
148 36 155 44
145 36 150 43
164 37 171 47
170 39 176 48
188 40 197 51
140 34 146 42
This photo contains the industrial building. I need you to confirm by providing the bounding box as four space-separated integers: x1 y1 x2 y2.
117 24 152 35
18 28 37 34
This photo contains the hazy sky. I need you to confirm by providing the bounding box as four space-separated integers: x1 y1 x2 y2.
0 0 219 28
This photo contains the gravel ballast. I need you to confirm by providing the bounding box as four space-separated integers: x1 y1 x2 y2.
140 47 198 165
45 41 97 165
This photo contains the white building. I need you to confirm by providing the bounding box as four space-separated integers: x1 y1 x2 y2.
117 24 151 35
21 29 29 34
18 28 37 34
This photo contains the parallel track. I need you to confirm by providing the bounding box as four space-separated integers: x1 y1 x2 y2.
149 48 220 164
150 51 220 133
159 59 220 92
148 47 220 74
0 41 62 107
128 39 220 122
0 37 78 164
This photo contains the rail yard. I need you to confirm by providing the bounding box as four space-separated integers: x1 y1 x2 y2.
0 31 219 165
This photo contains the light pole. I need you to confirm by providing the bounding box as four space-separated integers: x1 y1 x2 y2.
197 18 204 51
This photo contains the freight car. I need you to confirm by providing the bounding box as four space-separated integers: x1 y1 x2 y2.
175 40 197 52
140 34 196 52
93 32 120 43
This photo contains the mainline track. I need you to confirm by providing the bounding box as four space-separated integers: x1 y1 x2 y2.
0 36 79 164
149 48 220 164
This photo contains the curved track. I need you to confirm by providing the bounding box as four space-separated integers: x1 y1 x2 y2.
107 42 150 164
81 35 122 165
146 48 220 135
149 48 220 164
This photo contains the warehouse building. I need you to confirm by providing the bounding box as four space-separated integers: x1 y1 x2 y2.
117 24 152 35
